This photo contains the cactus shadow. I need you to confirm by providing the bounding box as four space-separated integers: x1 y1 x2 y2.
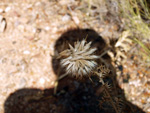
4 28 145 113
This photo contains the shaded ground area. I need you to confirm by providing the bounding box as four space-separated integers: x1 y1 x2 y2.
4 29 145 113
4 80 144 113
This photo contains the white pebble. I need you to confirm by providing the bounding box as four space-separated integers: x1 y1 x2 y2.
32 28 37 33
23 50 30 55
5 7 11 12
19 78 27 88
45 26 50 31
30 58 34 63
62 14 71 22
72 16 80 24
39 78 45 84
0 9 3 13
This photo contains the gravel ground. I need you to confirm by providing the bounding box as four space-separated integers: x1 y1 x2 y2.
0 0 150 113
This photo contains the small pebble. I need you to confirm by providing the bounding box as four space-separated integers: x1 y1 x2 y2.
23 50 30 55
19 78 27 88
72 16 79 24
62 14 71 22
0 9 3 13
45 26 50 31
5 7 11 12
39 78 45 84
